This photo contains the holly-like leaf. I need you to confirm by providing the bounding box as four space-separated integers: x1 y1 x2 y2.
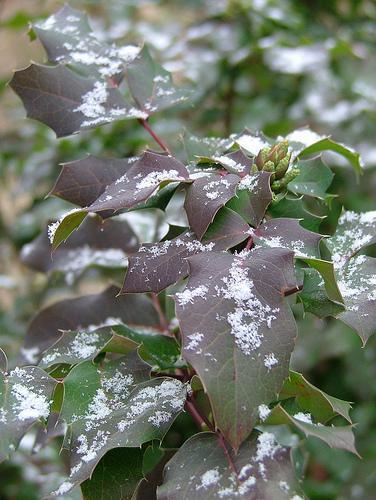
81 447 145 500
184 173 240 238
0 366 56 461
226 171 273 227
21 215 137 283
158 431 302 499
298 268 345 318
39 326 117 368
202 207 250 249
87 151 189 215
125 45 190 115
21 286 159 365
111 325 183 371
175 248 298 450
326 211 376 343
252 218 323 259
122 231 216 294
181 132 233 162
335 255 376 344
268 194 325 232
279 371 352 423
9 64 140 137
49 151 190 248
50 155 138 209
33 5 140 79
284 128 363 175
287 159 334 200
54 355 187 494
199 149 253 175
39 322 182 372
265 405 358 455
326 210 376 266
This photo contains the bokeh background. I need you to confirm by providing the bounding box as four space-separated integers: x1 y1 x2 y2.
0 0 375 498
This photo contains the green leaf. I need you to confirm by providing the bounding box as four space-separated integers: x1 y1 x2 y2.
54 354 187 494
158 431 303 499
265 405 358 456
0 367 56 461
279 371 352 423
300 257 344 305
81 447 144 500
268 194 324 232
51 209 87 251
111 324 183 371
298 268 345 317
284 128 363 176
287 160 334 200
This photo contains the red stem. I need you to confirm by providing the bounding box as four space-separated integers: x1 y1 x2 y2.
218 433 238 478
283 284 303 297
151 292 170 335
138 118 171 154
245 235 253 251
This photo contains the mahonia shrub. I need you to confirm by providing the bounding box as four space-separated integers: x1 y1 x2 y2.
2 5 375 499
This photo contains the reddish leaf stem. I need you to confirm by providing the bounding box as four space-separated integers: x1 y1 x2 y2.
138 118 171 154
218 432 239 478
185 395 214 431
245 235 253 251
185 395 238 476
283 284 303 297
151 292 170 335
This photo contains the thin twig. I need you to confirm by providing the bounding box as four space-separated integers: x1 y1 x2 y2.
138 118 171 154
245 236 253 251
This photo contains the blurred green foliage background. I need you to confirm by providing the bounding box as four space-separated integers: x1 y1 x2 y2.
0 0 375 498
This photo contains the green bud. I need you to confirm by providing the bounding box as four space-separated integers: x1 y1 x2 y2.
271 179 282 192
262 160 275 172
269 140 289 163
255 147 270 170
251 162 259 173
274 153 291 179
282 167 300 186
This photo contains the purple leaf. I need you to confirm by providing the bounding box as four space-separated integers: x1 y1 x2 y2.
175 248 298 450
253 218 323 259
184 173 240 239
158 431 302 499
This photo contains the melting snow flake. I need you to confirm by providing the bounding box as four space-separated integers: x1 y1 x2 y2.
294 412 313 424
11 384 50 421
264 353 278 370
258 404 271 421
176 285 209 306
196 469 221 490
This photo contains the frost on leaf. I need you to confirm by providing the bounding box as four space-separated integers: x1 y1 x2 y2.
87 151 189 215
56 355 187 493
265 405 358 455
22 216 137 284
21 286 159 365
326 210 376 343
175 248 298 449
252 218 323 259
158 432 302 499
9 64 136 137
0 367 56 461
122 231 216 294
33 5 140 79
50 155 139 209
184 173 240 239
